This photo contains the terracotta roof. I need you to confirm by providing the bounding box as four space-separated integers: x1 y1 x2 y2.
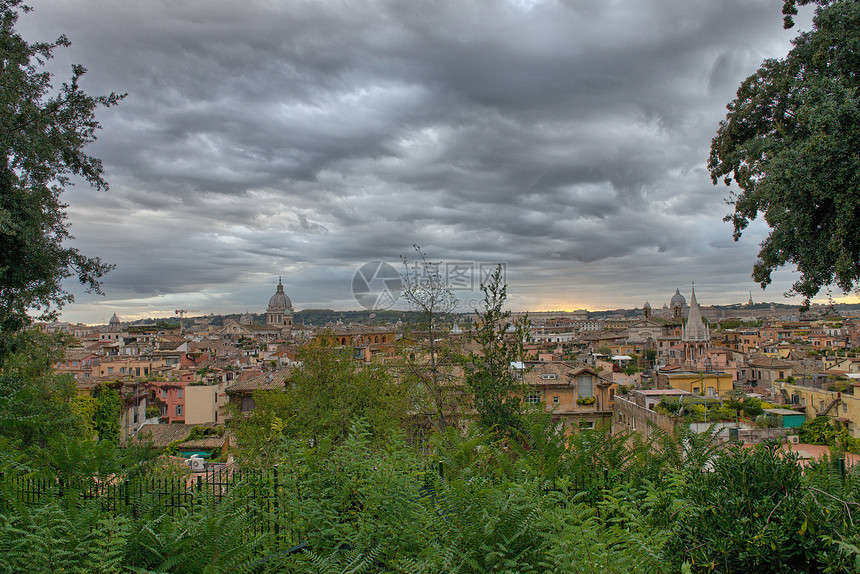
748 355 793 368
521 361 593 386
226 368 292 393
133 423 207 447
178 437 226 449
63 348 97 361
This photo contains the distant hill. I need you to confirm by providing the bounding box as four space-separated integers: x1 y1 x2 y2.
295 309 462 326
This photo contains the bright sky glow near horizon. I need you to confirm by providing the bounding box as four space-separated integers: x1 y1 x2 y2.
18 0 838 325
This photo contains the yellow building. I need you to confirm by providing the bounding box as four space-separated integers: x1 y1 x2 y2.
656 369 733 397
518 361 618 433
97 356 167 378
777 381 860 438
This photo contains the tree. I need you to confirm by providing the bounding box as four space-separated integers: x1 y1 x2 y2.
466 265 531 439
92 382 122 443
231 337 408 463
0 329 87 447
0 1 123 338
709 0 860 309
399 245 459 434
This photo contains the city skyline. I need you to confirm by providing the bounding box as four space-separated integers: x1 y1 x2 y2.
21 0 848 325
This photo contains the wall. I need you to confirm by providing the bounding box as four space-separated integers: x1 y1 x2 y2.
612 396 678 438
657 371 734 396
185 382 228 425
778 382 860 438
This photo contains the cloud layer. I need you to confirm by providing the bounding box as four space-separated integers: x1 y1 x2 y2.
19 0 817 323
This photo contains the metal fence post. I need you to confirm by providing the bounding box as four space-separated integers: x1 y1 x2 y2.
196 475 203 510
273 464 280 546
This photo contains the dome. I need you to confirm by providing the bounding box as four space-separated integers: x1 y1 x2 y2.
268 278 293 312
643 301 651 309
109 313 120 326
670 288 686 308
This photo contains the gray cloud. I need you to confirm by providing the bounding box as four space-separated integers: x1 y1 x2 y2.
17 0 820 322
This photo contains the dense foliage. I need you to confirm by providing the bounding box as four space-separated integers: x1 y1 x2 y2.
3 418 860 573
709 0 860 308
0 0 123 341
230 338 407 463
0 330 86 447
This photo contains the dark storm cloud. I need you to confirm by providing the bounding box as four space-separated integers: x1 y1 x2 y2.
16 0 816 321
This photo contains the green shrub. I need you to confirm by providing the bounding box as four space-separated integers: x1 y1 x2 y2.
743 398 763 418
798 416 834 445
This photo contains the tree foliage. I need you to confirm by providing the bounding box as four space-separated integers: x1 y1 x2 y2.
0 0 123 337
799 414 836 445
0 330 86 447
231 338 408 464
465 266 531 439
92 383 122 444
709 0 860 308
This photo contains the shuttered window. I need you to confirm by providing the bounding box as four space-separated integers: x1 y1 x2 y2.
577 375 593 398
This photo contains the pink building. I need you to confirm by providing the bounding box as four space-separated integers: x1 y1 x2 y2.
146 380 190 423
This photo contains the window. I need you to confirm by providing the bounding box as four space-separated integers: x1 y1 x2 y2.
552 396 559 405
160 405 167 416
525 392 542 405
161 389 167 399
178 388 183 399
241 397 255 412
106 367 114 374
540 374 558 380
577 375 593 398
631 417 636 431
579 421 594 430
693 387 700 395
175 405 182 416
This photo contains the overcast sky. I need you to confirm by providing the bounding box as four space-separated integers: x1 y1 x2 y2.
19 0 827 324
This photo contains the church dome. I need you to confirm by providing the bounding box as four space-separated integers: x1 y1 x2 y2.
109 313 120 326
670 288 686 309
268 278 293 312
